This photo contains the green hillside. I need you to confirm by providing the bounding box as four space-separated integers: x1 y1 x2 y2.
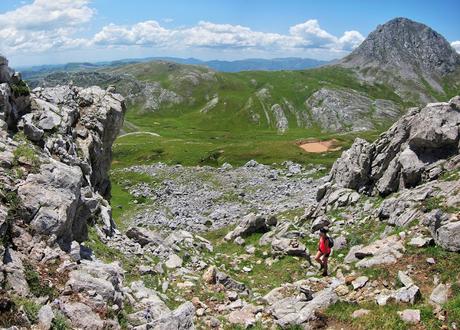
29 59 460 168
109 62 410 169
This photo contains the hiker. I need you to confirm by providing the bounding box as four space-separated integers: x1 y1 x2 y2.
315 227 331 276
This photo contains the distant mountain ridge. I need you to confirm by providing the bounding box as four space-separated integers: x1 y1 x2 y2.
19 56 330 79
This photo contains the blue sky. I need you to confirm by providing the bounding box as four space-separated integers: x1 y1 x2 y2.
1 0 459 67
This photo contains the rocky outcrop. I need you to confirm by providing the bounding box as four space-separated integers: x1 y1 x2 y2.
305 88 401 132
323 96 460 197
12 84 125 247
313 96 460 251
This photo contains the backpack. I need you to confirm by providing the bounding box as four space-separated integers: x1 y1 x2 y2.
327 236 334 248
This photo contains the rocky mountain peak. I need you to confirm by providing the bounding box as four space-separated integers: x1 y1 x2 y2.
340 17 460 77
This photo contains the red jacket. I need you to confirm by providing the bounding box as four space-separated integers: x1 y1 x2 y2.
319 236 331 254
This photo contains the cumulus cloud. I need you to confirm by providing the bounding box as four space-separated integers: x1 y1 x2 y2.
0 1 366 59
289 19 337 47
0 0 94 53
93 21 173 46
91 19 364 52
338 31 365 51
179 21 288 49
452 41 460 53
0 0 94 30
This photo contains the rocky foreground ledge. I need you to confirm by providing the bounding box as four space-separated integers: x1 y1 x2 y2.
313 96 460 251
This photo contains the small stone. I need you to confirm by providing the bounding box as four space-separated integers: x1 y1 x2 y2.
352 276 369 290
138 265 154 275
245 245 256 254
209 317 220 328
426 258 435 264
227 291 238 302
398 271 414 287
242 266 252 273
345 275 357 285
69 241 81 262
227 309 256 327
234 237 245 245
398 309 420 324
430 283 450 305
334 285 350 296
162 281 169 292
165 254 183 269
38 305 54 330
352 309 370 319
196 308 205 317
203 266 217 284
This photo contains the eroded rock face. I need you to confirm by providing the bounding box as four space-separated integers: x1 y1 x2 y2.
0 55 125 291
324 96 460 197
313 96 460 252
12 85 125 246
306 88 401 132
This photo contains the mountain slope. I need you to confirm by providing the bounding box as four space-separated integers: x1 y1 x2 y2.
29 61 406 134
339 17 460 103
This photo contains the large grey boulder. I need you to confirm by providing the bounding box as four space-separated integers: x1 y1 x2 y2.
344 235 404 267
329 138 374 191
423 210 460 252
216 270 249 294
430 283 450 305
18 160 83 245
271 237 308 257
270 287 338 327
38 305 54 330
148 302 195 330
394 285 421 304
126 226 164 247
60 302 104 330
224 213 276 241
3 248 29 296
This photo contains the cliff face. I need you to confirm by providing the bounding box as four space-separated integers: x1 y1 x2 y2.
1 56 197 330
313 96 460 252
1 55 125 249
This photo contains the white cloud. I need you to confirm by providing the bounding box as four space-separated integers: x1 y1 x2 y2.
179 21 288 49
289 19 337 47
0 0 94 53
0 0 94 30
338 31 365 51
90 19 364 53
93 21 173 46
452 41 460 53
0 1 366 60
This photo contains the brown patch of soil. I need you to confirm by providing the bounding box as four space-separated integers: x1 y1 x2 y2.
298 139 342 153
